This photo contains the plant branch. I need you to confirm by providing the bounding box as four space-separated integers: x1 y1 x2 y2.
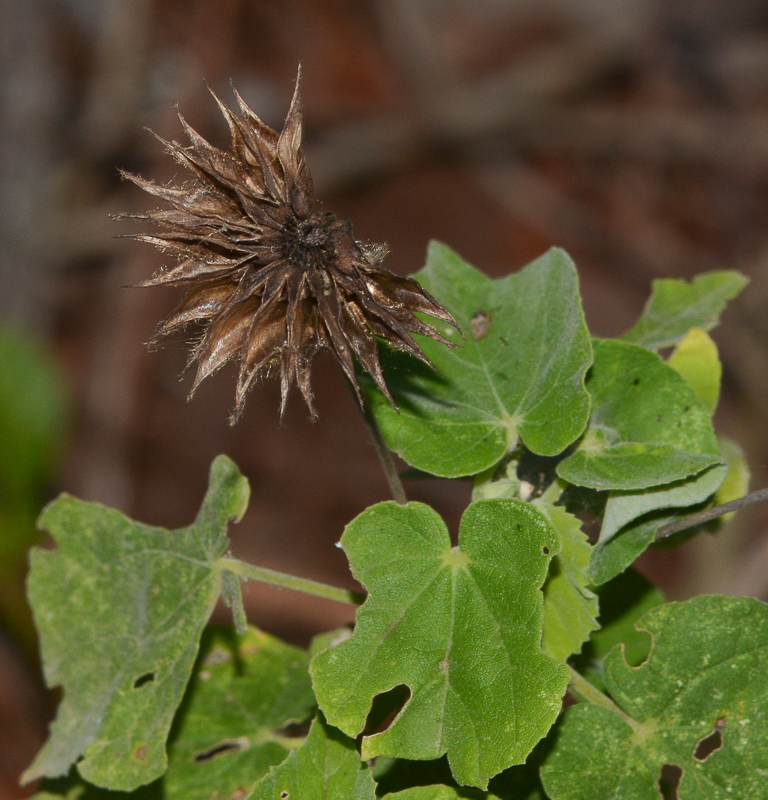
358 390 408 505
567 666 643 735
655 487 768 540
220 557 365 606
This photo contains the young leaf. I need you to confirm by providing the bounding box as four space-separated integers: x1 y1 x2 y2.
535 501 599 663
667 327 722 414
311 500 568 789
557 339 722 494
621 270 748 351
247 714 376 800
367 242 592 477
23 456 250 791
541 595 768 799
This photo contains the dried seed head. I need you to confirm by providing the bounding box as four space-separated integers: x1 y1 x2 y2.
123 69 458 422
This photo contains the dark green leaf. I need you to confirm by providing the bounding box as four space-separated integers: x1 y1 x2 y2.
541 596 768 799
621 270 748 351
368 243 592 477
557 339 721 495
311 500 567 789
24 456 250 791
247 714 375 800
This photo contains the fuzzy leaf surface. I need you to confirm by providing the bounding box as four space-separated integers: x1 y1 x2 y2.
311 500 568 789
557 339 721 495
541 596 768 799
24 456 250 791
535 501 599 663
368 242 592 477
621 270 748 351
247 715 375 800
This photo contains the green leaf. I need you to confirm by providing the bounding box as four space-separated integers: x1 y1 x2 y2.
160 625 315 799
311 500 568 789
621 270 748 351
24 456 250 791
535 501 599 663
31 625 315 800
572 569 664 692
709 436 751 527
541 596 768 799
389 786 492 799
247 714 376 800
590 463 726 584
557 339 721 494
367 242 593 477
667 327 722 414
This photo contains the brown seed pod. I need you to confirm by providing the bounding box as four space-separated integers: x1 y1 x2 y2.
123 69 459 422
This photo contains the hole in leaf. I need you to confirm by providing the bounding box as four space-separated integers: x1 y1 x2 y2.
363 684 411 736
658 763 682 800
280 719 311 738
694 717 725 761
542 546 550 555
193 737 249 763
133 672 156 689
280 792 289 799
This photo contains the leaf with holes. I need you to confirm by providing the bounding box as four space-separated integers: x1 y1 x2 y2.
535 501 599 663
23 456 250 791
621 270 748 351
310 500 568 789
247 714 375 800
557 339 722 495
366 242 592 477
540 596 768 799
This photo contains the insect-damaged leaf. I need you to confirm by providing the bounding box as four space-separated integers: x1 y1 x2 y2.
310 500 568 789
366 242 592 477
247 714 376 800
541 596 768 799
23 456 250 791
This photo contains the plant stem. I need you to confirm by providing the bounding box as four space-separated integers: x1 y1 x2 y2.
655 487 768 540
358 390 408 505
567 666 643 735
220 557 364 606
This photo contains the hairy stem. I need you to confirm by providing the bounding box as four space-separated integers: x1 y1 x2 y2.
655 487 768 540
358 390 408 505
567 666 644 736
220 557 364 605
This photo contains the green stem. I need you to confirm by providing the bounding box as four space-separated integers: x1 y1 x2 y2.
220 557 364 606
567 666 643 736
358 390 408 505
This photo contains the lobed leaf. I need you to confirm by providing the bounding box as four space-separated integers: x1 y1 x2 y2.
367 242 592 477
621 270 748 351
24 456 250 791
247 714 376 800
557 339 722 496
311 499 568 789
541 596 768 799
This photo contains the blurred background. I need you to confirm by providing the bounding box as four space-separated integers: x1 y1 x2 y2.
3 0 768 795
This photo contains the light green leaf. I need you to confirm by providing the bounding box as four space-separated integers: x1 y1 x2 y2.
709 436 751 526
24 456 250 791
667 327 722 413
390 785 492 799
541 596 768 799
311 500 568 789
367 242 593 477
535 501 599 663
557 339 721 495
621 270 748 351
247 714 375 800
